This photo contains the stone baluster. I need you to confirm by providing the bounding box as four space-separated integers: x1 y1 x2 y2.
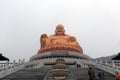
2 63 5 69
0 64 2 69
0 64 1 69
99 59 102 64
18 59 21 65
2 63 6 70
22 59 25 64
13 60 16 68
5 61 9 69
1 64 4 69
95 60 98 63
9 62 12 69
112 60 115 68
105 60 108 66
0 64 3 71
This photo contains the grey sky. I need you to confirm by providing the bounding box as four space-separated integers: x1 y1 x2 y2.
0 0 120 61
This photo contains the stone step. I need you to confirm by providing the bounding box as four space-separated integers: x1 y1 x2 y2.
68 66 115 80
0 65 115 80
0 66 51 80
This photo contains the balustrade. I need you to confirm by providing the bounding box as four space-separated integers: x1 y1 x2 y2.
0 59 25 78
95 60 120 75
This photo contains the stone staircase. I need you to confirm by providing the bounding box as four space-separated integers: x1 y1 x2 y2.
0 65 115 80
68 65 115 80
0 66 51 80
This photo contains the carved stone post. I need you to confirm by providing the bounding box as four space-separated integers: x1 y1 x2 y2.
112 60 115 68
22 59 25 64
18 59 21 65
5 61 9 69
13 60 16 68
99 59 102 64
95 60 98 63
105 60 108 66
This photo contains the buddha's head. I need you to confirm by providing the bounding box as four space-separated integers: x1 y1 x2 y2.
55 24 65 36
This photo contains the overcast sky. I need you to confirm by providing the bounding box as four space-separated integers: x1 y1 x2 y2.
0 0 120 61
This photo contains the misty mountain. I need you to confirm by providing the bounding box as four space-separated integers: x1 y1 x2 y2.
95 54 118 62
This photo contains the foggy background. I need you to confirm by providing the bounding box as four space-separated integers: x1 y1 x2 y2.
0 0 120 61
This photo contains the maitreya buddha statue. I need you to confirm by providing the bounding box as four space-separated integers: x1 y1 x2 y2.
38 24 83 54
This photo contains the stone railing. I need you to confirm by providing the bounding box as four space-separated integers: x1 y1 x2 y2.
95 60 120 75
24 60 44 68
0 59 25 78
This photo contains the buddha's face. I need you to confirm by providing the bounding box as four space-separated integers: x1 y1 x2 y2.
55 24 65 35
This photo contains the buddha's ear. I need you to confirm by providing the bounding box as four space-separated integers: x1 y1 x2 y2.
41 34 48 38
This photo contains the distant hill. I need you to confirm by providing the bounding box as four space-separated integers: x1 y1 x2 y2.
95 54 117 62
